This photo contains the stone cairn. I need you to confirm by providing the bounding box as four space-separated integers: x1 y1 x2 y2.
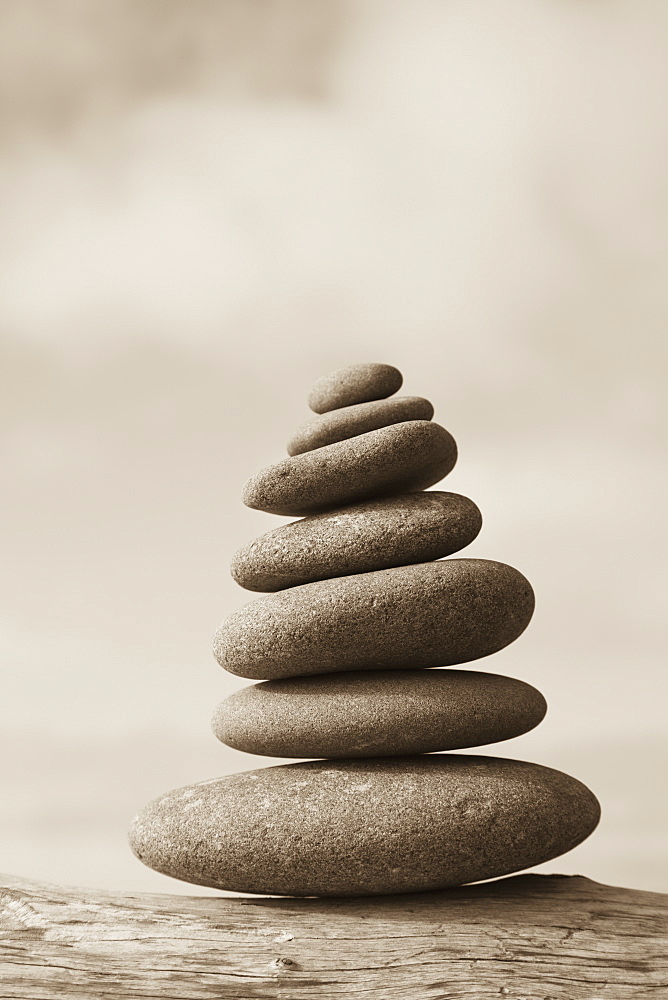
130 363 600 897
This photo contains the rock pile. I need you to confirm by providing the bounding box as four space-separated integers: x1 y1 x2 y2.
130 363 600 897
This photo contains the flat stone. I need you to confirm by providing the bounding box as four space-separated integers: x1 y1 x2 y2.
242 421 457 516
128 756 600 896
214 558 535 680
212 669 547 758
231 492 482 592
287 396 434 456
308 363 403 413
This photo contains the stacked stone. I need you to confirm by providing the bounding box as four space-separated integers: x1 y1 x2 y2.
129 363 600 897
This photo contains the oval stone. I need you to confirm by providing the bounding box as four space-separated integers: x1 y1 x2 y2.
242 421 457 516
128 756 600 896
212 669 547 758
287 396 434 456
308 362 403 414
231 492 482 592
214 559 535 680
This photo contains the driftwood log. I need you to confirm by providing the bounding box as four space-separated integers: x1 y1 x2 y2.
1 872 666 999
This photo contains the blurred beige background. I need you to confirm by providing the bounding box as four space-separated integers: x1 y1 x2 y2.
1 0 666 895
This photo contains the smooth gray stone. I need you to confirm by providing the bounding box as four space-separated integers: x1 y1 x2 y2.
231 492 482 592
212 669 547 758
128 756 600 896
242 420 457 516
287 396 434 456
308 362 403 413
214 558 535 680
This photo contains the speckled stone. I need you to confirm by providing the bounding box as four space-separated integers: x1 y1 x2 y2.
242 421 457 516
214 558 535 680
308 363 403 414
231 492 482 592
287 396 434 456
212 669 547 758
128 756 600 896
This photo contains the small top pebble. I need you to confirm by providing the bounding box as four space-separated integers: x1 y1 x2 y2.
308 363 403 413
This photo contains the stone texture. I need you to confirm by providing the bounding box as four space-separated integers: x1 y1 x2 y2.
128 755 600 896
214 558 535 680
287 396 434 456
231 491 482 592
212 669 547 758
242 420 457 516
308 362 403 414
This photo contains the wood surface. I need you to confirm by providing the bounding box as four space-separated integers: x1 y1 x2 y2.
1 871 666 999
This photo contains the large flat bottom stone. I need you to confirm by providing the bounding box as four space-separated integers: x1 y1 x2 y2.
129 755 600 897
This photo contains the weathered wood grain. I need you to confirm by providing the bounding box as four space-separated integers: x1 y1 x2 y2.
1 872 666 999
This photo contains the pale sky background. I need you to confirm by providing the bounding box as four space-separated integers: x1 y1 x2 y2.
1 0 666 896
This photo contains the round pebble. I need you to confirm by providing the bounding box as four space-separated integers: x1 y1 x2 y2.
231 492 482 592
212 669 547 758
287 396 434 456
242 420 457 516
128 755 600 896
308 363 403 414
214 558 535 680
